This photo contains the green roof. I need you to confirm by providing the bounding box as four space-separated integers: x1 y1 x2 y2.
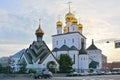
89 60 99 69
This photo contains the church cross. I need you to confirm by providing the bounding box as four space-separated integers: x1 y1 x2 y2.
67 1 72 12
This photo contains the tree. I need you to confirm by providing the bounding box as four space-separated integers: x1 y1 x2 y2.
19 63 27 74
58 54 73 73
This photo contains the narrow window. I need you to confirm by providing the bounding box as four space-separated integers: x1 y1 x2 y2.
57 30 59 34
72 38 74 43
73 54 75 64
56 41 58 45
68 27 69 32
64 39 66 44
73 27 75 31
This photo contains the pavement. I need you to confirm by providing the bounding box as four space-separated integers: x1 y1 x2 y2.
0 75 120 80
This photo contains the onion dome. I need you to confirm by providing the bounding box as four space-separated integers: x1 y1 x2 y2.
35 26 44 37
79 41 87 55
56 21 62 28
63 26 67 33
72 18 78 24
77 23 83 30
65 12 74 22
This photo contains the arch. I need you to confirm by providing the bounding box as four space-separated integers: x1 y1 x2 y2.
47 61 57 73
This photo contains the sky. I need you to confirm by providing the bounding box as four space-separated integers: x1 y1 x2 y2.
0 0 120 62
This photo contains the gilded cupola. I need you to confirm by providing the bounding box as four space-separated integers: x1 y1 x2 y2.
63 26 67 33
72 17 78 24
56 20 62 28
65 12 74 22
35 26 44 37
77 23 83 30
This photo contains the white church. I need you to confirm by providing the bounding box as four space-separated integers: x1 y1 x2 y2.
52 7 107 72
11 3 107 73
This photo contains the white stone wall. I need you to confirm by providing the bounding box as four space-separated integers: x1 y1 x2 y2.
87 50 102 69
22 54 59 71
41 54 59 69
52 32 86 50
57 27 62 34
79 55 89 70
72 25 77 32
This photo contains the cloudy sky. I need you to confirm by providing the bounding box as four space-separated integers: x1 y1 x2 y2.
0 0 120 62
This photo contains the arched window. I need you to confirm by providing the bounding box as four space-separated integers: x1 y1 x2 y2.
73 27 75 31
57 30 59 34
56 41 58 45
64 39 66 44
72 38 74 43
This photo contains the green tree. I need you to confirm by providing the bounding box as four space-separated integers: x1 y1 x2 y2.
58 54 73 73
19 63 27 74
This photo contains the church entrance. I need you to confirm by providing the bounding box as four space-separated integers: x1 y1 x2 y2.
47 61 57 73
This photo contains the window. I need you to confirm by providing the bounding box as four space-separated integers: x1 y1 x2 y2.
73 27 75 31
56 41 58 45
73 54 75 64
57 30 59 34
72 38 74 43
81 38 84 43
64 39 66 44
68 27 69 32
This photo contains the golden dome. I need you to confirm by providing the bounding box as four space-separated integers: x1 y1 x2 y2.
77 23 83 30
56 21 62 28
72 18 78 24
65 12 74 22
63 26 67 33
35 26 44 36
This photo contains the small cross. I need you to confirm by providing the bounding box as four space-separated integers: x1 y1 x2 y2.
67 1 72 12
39 19 41 27
39 19 41 25
58 15 61 21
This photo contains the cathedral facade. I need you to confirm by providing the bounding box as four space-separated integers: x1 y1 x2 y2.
52 10 107 72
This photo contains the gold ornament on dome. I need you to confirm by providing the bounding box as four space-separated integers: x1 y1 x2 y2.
72 18 78 24
65 12 74 22
56 21 62 28
35 26 44 36
64 26 67 32
77 23 83 30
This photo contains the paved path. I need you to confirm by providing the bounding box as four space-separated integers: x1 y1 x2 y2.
0 75 120 80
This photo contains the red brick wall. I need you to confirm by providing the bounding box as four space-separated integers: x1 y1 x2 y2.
102 62 120 70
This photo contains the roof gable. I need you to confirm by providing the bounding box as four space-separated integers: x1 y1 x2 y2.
59 45 69 51
12 49 25 58
22 41 52 64
87 44 98 50
87 39 99 50
69 46 79 50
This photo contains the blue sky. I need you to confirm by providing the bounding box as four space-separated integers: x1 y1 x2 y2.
0 0 120 62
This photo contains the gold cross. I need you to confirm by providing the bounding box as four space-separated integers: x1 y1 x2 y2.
58 15 61 21
67 1 72 12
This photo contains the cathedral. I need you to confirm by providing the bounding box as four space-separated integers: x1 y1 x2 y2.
52 6 107 72
17 3 107 73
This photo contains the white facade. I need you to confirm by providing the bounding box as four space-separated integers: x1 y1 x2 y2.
21 53 59 72
52 32 86 49
52 10 107 73
78 55 89 71
52 11 89 72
